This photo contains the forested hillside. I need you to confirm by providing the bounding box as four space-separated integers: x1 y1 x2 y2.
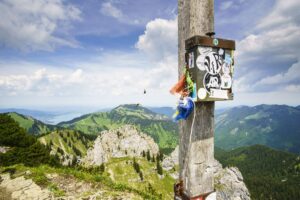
215 105 300 154
0 114 59 167
39 130 95 166
215 145 300 200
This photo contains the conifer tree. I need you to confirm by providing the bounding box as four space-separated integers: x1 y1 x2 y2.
146 150 151 161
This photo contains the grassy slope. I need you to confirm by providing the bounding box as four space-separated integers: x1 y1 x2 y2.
60 112 121 135
7 112 55 135
215 145 300 200
0 164 156 199
106 157 174 199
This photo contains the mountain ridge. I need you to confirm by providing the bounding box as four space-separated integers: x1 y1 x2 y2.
215 104 300 154
4 112 56 135
3 104 300 154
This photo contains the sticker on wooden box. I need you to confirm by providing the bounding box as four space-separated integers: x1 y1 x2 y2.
209 89 228 99
198 88 207 100
221 74 232 89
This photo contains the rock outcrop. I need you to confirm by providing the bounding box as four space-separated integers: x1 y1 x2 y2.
162 146 179 171
82 125 159 166
0 146 10 154
163 146 251 200
0 173 51 200
0 172 143 200
213 160 251 200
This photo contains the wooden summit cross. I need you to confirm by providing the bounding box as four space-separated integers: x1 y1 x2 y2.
176 0 235 199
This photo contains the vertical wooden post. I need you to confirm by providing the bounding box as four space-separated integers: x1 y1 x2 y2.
178 0 215 198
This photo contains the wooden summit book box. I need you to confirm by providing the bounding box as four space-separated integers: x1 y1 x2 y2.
185 36 236 102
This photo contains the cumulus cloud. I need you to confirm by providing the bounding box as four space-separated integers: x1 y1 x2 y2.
0 67 84 97
0 16 179 106
135 18 178 61
256 0 300 29
256 62 300 85
235 0 300 95
0 48 178 107
0 0 81 51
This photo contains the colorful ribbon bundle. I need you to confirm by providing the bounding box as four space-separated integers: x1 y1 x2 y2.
170 69 196 122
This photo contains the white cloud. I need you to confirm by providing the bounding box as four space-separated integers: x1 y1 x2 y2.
0 0 81 51
256 62 300 85
0 67 84 97
257 0 300 29
99 1 140 25
0 16 180 107
284 84 300 92
0 47 178 107
100 2 123 20
235 0 300 94
135 18 178 61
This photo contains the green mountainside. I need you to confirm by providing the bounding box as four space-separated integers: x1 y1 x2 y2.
5 112 56 135
215 145 300 200
215 105 300 154
39 130 96 166
59 105 178 150
147 107 175 118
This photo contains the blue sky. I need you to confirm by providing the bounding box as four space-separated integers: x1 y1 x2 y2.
0 0 299 109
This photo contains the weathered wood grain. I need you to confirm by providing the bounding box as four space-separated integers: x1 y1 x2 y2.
178 0 215 197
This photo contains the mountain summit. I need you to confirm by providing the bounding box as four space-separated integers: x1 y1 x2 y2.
59 104 178 150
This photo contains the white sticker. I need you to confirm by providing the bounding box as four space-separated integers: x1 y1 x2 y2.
198 88 207 100
218 48 224 56
221 74 232 89
206 192 216 200
209 89 228 99
204 73 221 93
196 55 206 71
188 52 194 68
222 62 230 75
197 47 212 55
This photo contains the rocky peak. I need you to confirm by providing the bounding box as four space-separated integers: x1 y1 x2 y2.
82 125 159 166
